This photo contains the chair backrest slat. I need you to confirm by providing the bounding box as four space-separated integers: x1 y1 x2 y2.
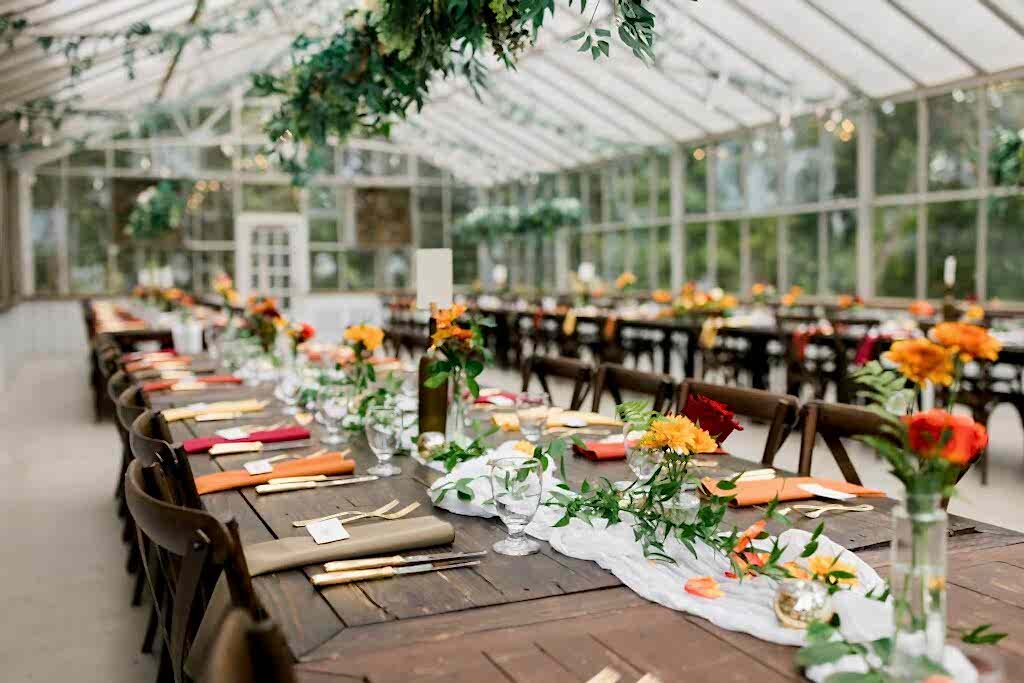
591 363 675 414
520 355 594 411
797 400 899 486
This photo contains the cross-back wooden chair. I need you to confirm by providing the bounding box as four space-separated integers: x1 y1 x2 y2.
130 410 202 510
590 363 675 414
199 609 296 683
520 355 594 411
797 400 897 486
675 381 800 467
125 460 264 683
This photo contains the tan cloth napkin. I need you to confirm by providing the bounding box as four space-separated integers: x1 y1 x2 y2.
187 516 455 677
162 399 268 423
700 476 886 507
492 409 622 432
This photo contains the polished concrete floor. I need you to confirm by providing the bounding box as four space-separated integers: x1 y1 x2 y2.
2 356 1022 682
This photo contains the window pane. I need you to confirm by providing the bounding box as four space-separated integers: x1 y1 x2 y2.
31 176 61 294
200 146 232 171
655 152 671 219
685 223 709 285
342 250 376 289
824 120 857 199
310 252 338 290
988 82 1024 187
419 216 444 248
586 171 603 223
655 225 671 288
827 210 857 294
749 218 777 288
190 184 233 241
926 200 976 298
310 218 337 243
453 240 478 286
381 249 410 289
241 184 300 212
67 149 106 168
602 230 626 280
633 159 651 221
581 232 602 276
308 186 337 210
632 227 650 287
988 196 1024 300
714 139 743 211
747 129 779 210
67 176 110 293
928 90 979 191
787 213 819 294
876 100 918 195
783 115 820 204
716 221 741 291
874 206 917 297
685 146 707 213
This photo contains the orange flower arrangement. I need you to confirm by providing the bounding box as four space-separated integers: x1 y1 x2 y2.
883 338 955 386
637 414 718 455
424 304 489 399
615 271 637 289
929 321 1001 362
903 409 988 466
344 324 384 353
908 299 936 317
652 289 673 304
433 303 466 330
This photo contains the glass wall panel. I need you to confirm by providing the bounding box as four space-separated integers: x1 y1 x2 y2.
655 225 671 288
827 210 857 294
241 184 300 212
310 218 338 243
342 250 377 289
874 206 917 297
685 146 707 213
747 129 779 210
655 152 671 219
988 196 1024 300
876 100 918 195
67 176 110 293
381 249 411 289
787 213 819 294
988 82 1024 188
748 218 777 288
928 90 979 191
453 241 478 286
581 232 602 275
926 200 977 298
824 121 857 199
685 223 709 285
716 221 741 292
602 230 626 280
586 170 603 223
632 227 650 287
714 139 744 211
311 252 339 291
608 164 628 223
31 175 61 294
783 115 820 204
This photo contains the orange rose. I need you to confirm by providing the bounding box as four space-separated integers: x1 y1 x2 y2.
883 338 955 386
903 409 988 465
433 304 467 330
430 324 473 349
908 300 936 317
930 322 1001 362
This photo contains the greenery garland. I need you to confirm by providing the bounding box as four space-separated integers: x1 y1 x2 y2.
454 197 582 242
253 0 657 182
126 181 186 241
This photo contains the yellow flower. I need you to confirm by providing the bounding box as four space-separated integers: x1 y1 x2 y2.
512 440 536 455
433 304 467 330
782 561 811 581
344 324 384 352
883 338 955 386
720 294 739 309
964 304 985 322
930 322 1001 362
806 555 859 587
615 271 637 289
638 415 718 455
430 324 474 349
751 283 766 296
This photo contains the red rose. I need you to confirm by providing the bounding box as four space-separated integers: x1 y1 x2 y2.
301 322 316 341
902 409 988 465
682 393 743 444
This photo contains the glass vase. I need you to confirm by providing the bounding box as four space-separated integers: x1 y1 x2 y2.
890 493 947 681
445 368 469 446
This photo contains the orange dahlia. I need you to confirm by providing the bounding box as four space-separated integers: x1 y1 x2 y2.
930 322 1001 362
883 338 955 386
638 415 718 455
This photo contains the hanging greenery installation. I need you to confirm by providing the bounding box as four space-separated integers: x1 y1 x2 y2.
454 197 582 242
126 181 187 241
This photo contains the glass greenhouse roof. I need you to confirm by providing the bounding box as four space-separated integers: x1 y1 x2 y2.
4 0 1024 183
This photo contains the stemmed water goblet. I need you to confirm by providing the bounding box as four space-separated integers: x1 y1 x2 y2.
317 384 350 446
365 406 402 477
489 455 543 556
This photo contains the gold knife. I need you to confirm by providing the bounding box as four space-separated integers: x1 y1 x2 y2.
323 550 486 573
255 475 379 494
311 560 481 587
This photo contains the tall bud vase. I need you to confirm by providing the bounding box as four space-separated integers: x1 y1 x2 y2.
890 493 947 680
445 367 469 446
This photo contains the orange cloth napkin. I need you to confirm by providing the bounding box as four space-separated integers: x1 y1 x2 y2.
125 356 192 373
195 452 356 495
573 441 626 461
700 476 886 507
142 375 242 393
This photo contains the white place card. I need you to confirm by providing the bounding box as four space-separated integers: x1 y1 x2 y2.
415 248 453 310
798 483 856 501
244 459 274 475
216 427 250 440
307 518 350 545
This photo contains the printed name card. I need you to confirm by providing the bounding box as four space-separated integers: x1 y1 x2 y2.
307 518 350 545
415 248 453 310
798 483 856 500
244 459 275 475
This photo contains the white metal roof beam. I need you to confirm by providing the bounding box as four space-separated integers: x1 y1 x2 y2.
420 108 559 172
977 0 1024 39
886 0 985 75
413 113 539 176
495 76 624 149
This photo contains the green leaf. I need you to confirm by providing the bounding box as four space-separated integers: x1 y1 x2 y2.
466 374 480 398
465 359 484 377
424 372 449 388
795 641 859 667
961 624 1008 645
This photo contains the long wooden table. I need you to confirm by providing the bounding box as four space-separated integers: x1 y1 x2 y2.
148 380 1024 682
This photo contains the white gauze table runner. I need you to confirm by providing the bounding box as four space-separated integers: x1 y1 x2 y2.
428 448 977 682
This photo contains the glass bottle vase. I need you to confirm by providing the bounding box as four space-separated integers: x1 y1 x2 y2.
890 493 948 681
445 368 469 446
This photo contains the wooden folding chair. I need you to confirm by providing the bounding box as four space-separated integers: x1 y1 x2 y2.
590 363 675 414
520 355 594 411
125 460 264 683
676 380 800 466
797 400 895 485
199 609 295 683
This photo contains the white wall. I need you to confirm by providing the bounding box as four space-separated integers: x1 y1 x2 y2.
0 300 88 387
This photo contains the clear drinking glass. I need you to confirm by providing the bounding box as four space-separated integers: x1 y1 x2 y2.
275 368 302 415
515 391 550 443
317 384 350 446
624 425 662 483
365 406 402 477
489 456 543 556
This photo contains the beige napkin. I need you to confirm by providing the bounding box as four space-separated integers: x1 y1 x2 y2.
162 399 268 423
187 516 455 677
492 408 622 432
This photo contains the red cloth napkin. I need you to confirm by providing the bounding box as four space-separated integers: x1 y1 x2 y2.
141 375 242 393
122 349 177 363
854 334 891 366
682 393 743 444
474 390 518 405
573 441 627 461
183 425 311 454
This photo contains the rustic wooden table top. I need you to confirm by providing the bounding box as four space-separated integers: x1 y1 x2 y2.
147 379 1024 682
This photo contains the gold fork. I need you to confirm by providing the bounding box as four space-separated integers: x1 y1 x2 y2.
293 501 421 528
292 500 399 528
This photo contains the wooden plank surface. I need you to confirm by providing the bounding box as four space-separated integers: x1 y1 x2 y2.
144 373 1024 679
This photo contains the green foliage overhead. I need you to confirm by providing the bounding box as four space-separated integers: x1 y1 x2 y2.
126 181 186 241
454 197 582 242
991 127 1023 187
253 0 657 182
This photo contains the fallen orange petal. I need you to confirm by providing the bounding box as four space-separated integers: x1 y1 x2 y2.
685 575 725 599
733 519 767 553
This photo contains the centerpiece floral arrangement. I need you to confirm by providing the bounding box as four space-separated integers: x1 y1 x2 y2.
423 304 492 442
671 283 739 317
342 323 385 394
244 295 283 352
750 282 777 305
212 273 240 307
284 320 316 353
615 271 637 292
